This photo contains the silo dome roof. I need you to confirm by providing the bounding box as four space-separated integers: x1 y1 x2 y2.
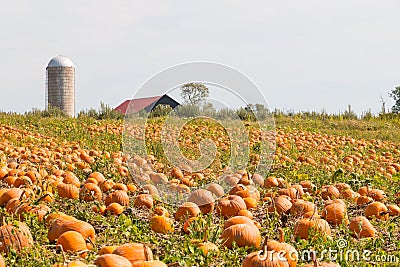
47 55 75 68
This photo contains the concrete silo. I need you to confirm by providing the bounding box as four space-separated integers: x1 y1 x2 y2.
46 55 75 117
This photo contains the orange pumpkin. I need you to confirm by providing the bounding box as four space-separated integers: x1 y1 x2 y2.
293 211 331 240
56 231 88 258
79 183 102 202
94 254 132 267
216 195 247 219
105 203 124 216
57 183 79 199
150 215 174 234
105 190 130 206
99 245 118 255
131 260 168 267
221 223 261 249
187 189 215 214
174 202 201 221
349 216 376 239
0 221 33 254
0 188 24 206
238 209 253 219
365 202 389 220
206 183 224 197
223 216 258 229
113 243 153 264
134 194 154 209
322 202 348 226
290 199 315 217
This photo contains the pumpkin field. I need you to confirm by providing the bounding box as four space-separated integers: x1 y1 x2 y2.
0 113 400 267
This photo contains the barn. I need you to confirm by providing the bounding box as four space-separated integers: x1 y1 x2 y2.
114 95 179 114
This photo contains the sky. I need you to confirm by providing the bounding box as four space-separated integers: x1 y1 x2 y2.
1 0 400 115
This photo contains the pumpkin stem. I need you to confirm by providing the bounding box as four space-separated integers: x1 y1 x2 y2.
34 193 51 205
310 203 318 220
278 227 284 243
261 235 269 256
143 243 149 261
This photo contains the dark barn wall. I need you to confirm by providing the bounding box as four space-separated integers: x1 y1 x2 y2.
144 95 180 112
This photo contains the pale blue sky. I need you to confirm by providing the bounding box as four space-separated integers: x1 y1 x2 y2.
1 1 399 115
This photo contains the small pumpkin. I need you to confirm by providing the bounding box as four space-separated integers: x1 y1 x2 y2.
293 208 331 240
57 183 79 199
216 195 247 219
149 172 168 184
170 167 184 179
88 172 106 183
251 173 264 186
131 260 168 267
153 206 169 217
105 203 124 216
56 219 96 248
94 254 132 267
113 243 153 264
268 196 292 215
150 215 174 234
365 202 389 220
99 245 118 255
174 202 201 221
356 195 373 206
290 199 315 217
321 185 340 200
0 221 33 254
367 189 386 202
229 184 250 198
349 216 376 239
387 204 400 216
187 189 215 214
62 171 81 187
0 188 24 206
264 176 279 188
243 197 257 209
105 190 130 206
223 216 258 229
134 194 153 209
206 183 224 197
221 223 261 249
322 202 348 226
238 209 253 219
56 231 88 258
79 183 102 202
198 241 219 256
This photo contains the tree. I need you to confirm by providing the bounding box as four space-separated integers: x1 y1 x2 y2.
389 86 400 113
180 83 209 105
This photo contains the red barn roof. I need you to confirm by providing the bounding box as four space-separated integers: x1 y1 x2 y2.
114 96 162 114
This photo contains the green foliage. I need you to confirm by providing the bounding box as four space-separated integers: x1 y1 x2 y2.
180 83 210 105
25 106 67 118
149 104 173 118
78 102 123 120
389 86 400 113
